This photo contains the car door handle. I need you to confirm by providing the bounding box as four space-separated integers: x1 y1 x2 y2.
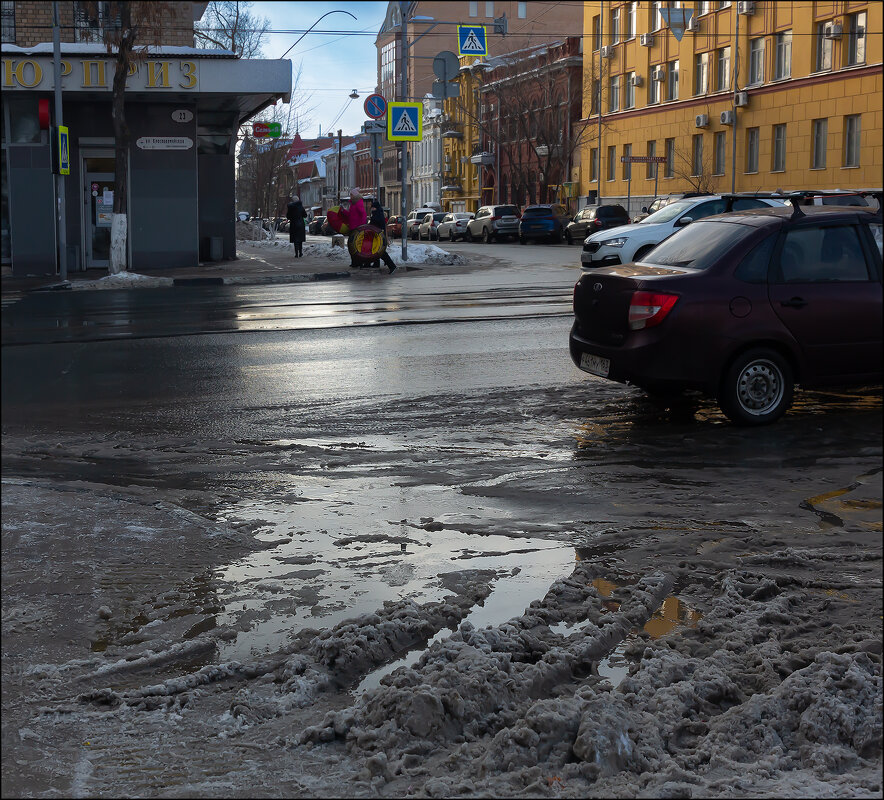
780 297 807 309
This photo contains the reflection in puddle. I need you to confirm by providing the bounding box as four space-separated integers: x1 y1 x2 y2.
211 483 574 663
801 469 882 531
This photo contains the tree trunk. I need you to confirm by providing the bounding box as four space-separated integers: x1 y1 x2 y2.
109 6 134 274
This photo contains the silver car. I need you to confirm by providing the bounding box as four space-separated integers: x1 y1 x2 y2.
466 205 521 243
436 212 474 241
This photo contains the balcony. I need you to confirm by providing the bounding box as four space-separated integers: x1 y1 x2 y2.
470 151 495 165
440 121 463 139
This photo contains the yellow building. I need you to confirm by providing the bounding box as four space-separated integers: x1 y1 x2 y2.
440 56 484 212
579 1 882 210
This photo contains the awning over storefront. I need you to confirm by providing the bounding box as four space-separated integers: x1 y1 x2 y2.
1 43 292 122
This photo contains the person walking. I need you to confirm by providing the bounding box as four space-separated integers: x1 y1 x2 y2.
368 200 397 274
286 194 307 257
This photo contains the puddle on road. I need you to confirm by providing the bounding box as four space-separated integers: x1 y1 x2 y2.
801 468 882 531
211 479 574 663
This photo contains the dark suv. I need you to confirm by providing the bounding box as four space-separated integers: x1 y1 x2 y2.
518 204 572 244
569 193 883 425
565 204 630 243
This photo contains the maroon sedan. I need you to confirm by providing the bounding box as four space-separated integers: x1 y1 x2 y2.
569 195 883 425
387 215 404 239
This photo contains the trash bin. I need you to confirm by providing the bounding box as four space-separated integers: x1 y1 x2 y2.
208 237 223 262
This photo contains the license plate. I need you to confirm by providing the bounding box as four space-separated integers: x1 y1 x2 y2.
580 352 610 377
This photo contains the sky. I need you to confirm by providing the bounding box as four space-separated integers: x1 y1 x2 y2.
251 1 389 139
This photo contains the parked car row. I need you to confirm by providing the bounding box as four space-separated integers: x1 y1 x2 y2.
569 190 883 426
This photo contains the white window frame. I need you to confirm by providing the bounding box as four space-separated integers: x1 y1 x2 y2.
609 74 621 113
667 60 679 101
749 38 764 85
775 31 792 80
626 2 636 39
610 6 621 43
649 72 660 104
485 1 495 18
713 131 726 175
469 1 478 18
848 12 866 66
625 72 635 109
695 52 709 95
815 22 833 72
717 47 730 92
843 115 860 168
518 1 527 20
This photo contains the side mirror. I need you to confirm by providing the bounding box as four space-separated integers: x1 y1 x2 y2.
675 216 694 227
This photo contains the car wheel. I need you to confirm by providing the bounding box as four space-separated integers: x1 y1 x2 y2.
718 348 794 426
633 245 655 262
519 235 526 245
565 231 573 245
557 227 566 243
465 229 473 242
482 228 491 244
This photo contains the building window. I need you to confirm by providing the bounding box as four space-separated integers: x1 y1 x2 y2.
609 74 620 113
716 47 730 92
1 1 14 44
843 115 860 167
625 72 635 109
623 143 632 180
812 118 827 169
664 137 675 178
815 22 833 72
746 127 759 173
667 60 679 101
74 1 120 42
590 79 600 115
485 1 495 17
699 1 714 14
610 6 620 43
652 1 664 32
749 38 764 85
626 2 636 39
649 70 660 104
607 145 616 181
772 124 786 171
713 131 726 175
847 12 866 66
592 16 601 51
694 52 709 95
469 1 478 17
692 135 704 176
775 30 791 80
590 147 599 182
646 140 657 179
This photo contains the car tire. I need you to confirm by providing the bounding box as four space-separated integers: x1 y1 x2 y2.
718 348 794 426
633 245 655 262
482 228 491 244
519 235 526 245
557 227 566 243
565 231 573 245
465 229 473 243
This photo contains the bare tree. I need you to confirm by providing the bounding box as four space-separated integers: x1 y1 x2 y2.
667 109 718 194
194 1 270 58
80 1 165 273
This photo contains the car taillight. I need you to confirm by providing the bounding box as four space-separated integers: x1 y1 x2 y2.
628 291 678 330
593 219 603 226
490 215 500 221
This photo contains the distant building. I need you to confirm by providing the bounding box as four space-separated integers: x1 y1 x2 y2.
2 1 290 275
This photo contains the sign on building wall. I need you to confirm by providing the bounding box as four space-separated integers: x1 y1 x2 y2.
2 57 200 91
136 136 194 150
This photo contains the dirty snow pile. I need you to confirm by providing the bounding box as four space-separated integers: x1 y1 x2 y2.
235 220 272 241
68 271 174 290
246 237 468 266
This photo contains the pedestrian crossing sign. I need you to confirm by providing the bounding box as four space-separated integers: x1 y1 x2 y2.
387 102 422 142
57 125 70 175
457 25 487 56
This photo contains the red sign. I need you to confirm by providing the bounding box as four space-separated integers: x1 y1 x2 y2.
253 122 270 138
364 93 387 119
38 98 50 129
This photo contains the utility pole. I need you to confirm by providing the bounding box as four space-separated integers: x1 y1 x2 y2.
597 0 603 204
399 0 408 260
731 6 739 194
336 129 343 202
52 1 67 280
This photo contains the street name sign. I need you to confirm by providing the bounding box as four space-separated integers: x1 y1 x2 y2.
362 119 386 135
621 156 666 163
363 93 387 119
457 25 487 56
387 102 422 142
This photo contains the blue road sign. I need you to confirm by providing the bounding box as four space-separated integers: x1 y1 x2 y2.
364 93 387 119
457 25 487 56
58 125 70 175
387 102 422 142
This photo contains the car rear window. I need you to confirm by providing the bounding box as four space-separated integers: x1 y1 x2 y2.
495 206 519 216
641 221 754 270
433 213 446 222
596 206 627 218
522 207 552 217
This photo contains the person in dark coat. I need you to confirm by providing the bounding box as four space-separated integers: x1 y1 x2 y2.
286 194 307 257
368 200 397 274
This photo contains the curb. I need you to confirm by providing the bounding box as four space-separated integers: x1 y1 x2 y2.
172 271 351 287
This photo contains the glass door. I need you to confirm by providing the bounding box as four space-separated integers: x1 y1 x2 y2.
82 155 115 269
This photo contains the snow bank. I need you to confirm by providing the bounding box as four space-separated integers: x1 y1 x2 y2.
246 237 468 266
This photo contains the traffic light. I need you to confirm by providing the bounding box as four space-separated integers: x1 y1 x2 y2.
493 14 507 36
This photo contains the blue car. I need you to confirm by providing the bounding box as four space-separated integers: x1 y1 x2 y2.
518 204 572 244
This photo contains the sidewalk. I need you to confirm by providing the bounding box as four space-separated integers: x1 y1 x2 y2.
1 236 459 296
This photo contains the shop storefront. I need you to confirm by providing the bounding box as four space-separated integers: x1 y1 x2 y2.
1 44 291 275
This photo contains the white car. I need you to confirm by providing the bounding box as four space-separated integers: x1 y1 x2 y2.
581 194 784 268
436 212 474 241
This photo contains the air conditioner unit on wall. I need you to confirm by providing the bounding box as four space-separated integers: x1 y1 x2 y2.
695 114 709 128
652 68 665 82
737 1 755 15
734 91 749 107
600 45 614 58
640 33 655 47
720 110 735 125
686 17 700 32
631 74 644 87
824 23 842 40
